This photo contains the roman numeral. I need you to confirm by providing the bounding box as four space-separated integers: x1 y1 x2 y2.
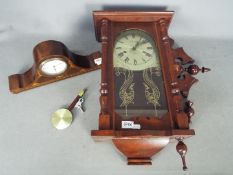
142 58 146 63
118 51 127 58
143 51 152 57
124 57 129 63
140 40 148 45
118 52 124 58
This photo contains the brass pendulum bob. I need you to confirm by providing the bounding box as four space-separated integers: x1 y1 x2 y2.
176 139 188 171
51 89 86 130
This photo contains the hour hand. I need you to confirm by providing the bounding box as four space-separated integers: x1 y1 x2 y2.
132 41 140 50
132 37 142 50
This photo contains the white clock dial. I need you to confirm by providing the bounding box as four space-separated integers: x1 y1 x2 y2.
113 29 160 71
40 58 67 76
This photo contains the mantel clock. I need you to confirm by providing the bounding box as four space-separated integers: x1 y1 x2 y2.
8 40 101 93
91 11 210 170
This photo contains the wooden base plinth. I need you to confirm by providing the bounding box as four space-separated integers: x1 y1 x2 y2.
112 138 170 165
91 129 195 165
128 157 152 165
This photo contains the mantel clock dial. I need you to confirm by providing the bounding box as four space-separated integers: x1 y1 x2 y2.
91 11 210 170
39 57 68 76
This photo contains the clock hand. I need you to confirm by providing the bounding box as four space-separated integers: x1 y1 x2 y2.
53 63 63 70
132 37 142 50
53 63 64 72
132 42 139 50
53 65 57 72
134 39 148 51
55 63 63 67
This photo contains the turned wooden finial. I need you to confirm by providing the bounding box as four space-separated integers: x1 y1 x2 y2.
186 108 194 123
201 67 211 73
186 101 194 123
186 64 211 75
176 139 188 171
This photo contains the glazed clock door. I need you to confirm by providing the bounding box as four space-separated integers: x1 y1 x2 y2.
113 29 168 128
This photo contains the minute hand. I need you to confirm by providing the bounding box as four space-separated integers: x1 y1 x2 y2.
133 40 147 50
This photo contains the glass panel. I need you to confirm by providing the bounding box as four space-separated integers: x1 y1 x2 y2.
113 29 168 119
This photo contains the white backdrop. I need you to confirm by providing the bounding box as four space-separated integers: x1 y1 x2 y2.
0 0 233 175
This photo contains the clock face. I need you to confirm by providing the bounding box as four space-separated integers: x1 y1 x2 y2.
113 29 160 71
40 58 67 76
113 29 168 119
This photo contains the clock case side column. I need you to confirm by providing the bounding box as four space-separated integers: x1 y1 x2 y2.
156 18 205 171
154 19 177 130
98 19 111 130
155 19 191 130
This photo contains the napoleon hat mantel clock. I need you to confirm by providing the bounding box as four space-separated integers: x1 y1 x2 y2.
8 40 101 93
91 11 210 170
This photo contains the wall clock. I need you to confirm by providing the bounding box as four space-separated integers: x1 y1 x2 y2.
8 40 101 93
91 11 210 170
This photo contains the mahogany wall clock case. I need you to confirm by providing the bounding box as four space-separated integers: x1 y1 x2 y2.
91 11 209 170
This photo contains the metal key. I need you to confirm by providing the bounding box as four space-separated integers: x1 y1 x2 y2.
76 97 85 112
